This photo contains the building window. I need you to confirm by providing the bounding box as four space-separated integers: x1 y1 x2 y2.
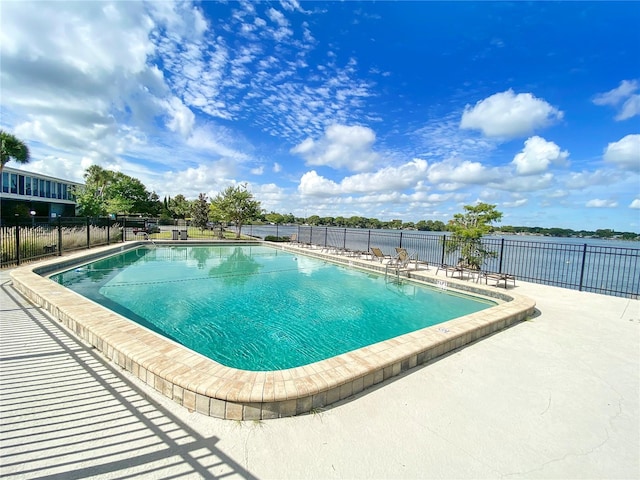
62 184 68 200
40 179 46 197
46 180 51 198
57 182 62 200
1 172 8 193
33 177 39 196
18 175 25 195
26 177 32 196
10 174 17 194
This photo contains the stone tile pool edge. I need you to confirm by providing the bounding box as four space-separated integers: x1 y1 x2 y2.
10 241 536 421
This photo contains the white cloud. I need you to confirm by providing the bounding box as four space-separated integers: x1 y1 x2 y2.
164 163 238 198
630 199 640 209
593 80 640 121
267 8 289 27
291 124 379 171
298 170 340 196
427 159 500 185
502 198 528 208
340 159 428 192
564 169 619 189
511 136 569 175
496 173 555 193
273 162 282 173
297 159 428 196
460 89 563 139
185 125 249 161
165 97 195 138
603 134 640 171
586 199 618 208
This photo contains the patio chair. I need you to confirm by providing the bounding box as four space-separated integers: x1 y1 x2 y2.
394 248 422 270
385 248 418 279
370 247 392 263
478 272 516 289
436 258 466 279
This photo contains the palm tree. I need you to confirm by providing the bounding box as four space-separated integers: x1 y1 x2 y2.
0 130 31 174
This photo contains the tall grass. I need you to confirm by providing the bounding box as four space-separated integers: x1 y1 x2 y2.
1 223 122 267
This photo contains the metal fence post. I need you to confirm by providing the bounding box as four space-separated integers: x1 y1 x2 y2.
86 217 91 248
399 231 403 249
15 218 21 266
440 235 447 266
343 228 347 251
578 243 588 291
57 217 63 256
367 230 371 253
498 238 505 273
107 218 110 245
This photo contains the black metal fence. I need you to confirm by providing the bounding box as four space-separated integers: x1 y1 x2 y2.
3 219 638 299
1 216 126 268
248 225 639 299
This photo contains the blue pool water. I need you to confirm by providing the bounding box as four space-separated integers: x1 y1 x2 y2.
51 245 494 371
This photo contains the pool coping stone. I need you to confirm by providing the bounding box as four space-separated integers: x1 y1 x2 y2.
10 240 536 420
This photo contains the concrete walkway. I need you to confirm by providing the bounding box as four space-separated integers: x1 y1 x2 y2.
1 267 638 479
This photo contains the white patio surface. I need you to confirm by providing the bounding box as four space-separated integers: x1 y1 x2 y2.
1 262 638 479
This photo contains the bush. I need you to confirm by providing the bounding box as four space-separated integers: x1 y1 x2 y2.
265 235 289 242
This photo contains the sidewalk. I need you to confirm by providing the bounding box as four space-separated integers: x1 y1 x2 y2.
1 266 638 479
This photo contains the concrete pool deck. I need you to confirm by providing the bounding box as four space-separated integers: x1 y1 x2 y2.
1 244 639 479
7 242 536 421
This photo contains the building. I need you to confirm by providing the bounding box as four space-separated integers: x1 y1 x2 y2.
0 166 82 223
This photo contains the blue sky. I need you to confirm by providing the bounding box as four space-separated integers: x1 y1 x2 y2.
1 1 639 231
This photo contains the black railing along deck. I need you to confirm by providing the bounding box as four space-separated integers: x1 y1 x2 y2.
2 220 638 299
244 225 639 299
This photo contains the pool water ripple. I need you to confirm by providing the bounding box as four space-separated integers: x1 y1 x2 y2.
52 245 494 371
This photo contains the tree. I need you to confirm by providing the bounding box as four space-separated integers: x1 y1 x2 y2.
76 166 112 216
265 212 284 225
210 184 262 238
169 194 191 219
0 130 31 174
106 173 150 215
306 215 320 225
446 202 503 269
191 193 210 230
76 166 156 217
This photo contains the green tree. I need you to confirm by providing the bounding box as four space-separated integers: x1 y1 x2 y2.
76 165 112 216
307 215 321 225
0 130 31 174
446 203 503 269
106 173 151 215
191 193 210 230
169 194 191 219
211 184 262 239
76 166 156 217
265 212 285 225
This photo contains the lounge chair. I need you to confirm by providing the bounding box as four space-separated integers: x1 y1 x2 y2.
394 248 422 270
370 247 392 263
436 258 466 279
389 247 418 270
478 272 516 289
385 248 418 278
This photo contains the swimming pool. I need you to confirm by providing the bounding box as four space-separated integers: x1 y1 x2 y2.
50 245 494 371
10 241 536 420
